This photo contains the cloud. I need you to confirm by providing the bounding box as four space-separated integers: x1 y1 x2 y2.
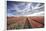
7 1 44 16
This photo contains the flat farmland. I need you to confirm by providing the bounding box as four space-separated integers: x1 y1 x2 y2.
7 16 44 30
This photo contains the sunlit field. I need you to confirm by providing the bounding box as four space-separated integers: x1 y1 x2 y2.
7 16 44 30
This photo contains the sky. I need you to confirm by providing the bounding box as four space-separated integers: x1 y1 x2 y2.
7 1 44 16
